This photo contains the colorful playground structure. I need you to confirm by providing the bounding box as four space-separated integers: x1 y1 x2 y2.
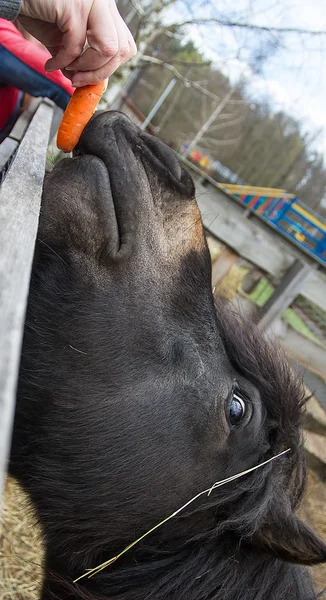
182 145 325 267
217 184 326 267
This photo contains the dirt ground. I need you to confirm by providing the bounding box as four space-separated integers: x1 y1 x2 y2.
0 469 325 600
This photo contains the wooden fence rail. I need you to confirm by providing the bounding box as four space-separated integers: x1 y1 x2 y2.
0 99 54 514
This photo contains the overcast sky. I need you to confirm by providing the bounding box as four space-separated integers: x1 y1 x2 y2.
164 0 326 160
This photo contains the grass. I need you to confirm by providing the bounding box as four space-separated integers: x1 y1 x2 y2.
283 308 325 347
249 278 274 307
249 278 325 348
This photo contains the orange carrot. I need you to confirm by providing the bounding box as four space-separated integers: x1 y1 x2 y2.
57 81 106 153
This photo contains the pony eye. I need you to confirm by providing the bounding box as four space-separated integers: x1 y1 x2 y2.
228 392 246 426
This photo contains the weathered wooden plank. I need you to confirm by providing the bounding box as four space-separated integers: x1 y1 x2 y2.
8 98 41 142
50 105 63 141
195 182 293 277
188 156 325 268
0 138 18 173
195 182 326 313
301 270 326 311
258 260 313 330
0 100 54 511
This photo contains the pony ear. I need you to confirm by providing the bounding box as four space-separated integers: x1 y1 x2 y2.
254 513 326 565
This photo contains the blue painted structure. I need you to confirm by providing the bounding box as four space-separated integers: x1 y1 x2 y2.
219 184 326 267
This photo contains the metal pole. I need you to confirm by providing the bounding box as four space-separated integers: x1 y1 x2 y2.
125 7 136 24
140 78 177 131
156 67 192 133
113 65 146 110
125 6 138 24
182 88 234 158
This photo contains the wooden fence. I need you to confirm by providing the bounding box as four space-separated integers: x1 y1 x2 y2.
0 99 55 513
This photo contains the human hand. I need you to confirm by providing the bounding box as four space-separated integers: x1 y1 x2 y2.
18 0 137 86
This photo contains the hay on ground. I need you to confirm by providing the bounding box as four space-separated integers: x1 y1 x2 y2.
0 478 43 600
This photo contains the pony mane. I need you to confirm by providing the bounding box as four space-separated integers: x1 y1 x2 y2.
213 296 308 510
50 542 316 600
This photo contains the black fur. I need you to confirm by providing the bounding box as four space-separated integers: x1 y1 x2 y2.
10 111 326 599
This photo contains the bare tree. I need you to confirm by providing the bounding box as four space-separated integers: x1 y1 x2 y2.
109 0 326 106
108 0 326 212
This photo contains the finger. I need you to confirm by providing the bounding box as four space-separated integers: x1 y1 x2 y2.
45 19 87 72
67 0 136 73
122 36 137 65
127 33 137 60
66 42 117 73
111 3 137 58
66 29 135 73
108 1 137 63
70 33 136 86
66 1 119 73
62 68 75 81
71 54 122 87
68 13 136 84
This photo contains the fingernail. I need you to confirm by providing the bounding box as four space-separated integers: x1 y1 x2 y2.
65 66 76 71
45 68 55 73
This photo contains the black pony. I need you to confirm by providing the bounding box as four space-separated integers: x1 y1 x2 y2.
10 111 326 599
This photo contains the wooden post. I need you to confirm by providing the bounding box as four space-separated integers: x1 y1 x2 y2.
0 100 54 513
258 260 312 330
212 247 238 291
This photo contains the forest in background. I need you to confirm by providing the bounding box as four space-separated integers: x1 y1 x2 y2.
115 0 326 216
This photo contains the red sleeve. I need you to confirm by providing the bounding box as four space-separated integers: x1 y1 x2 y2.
0 19 74 96
0 86 20 130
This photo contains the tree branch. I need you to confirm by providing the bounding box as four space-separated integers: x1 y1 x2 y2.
130 0 145 17
202 136 242 146
142 55 247 104
164 59 211 66
208 114 246 131
160 18 326 36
